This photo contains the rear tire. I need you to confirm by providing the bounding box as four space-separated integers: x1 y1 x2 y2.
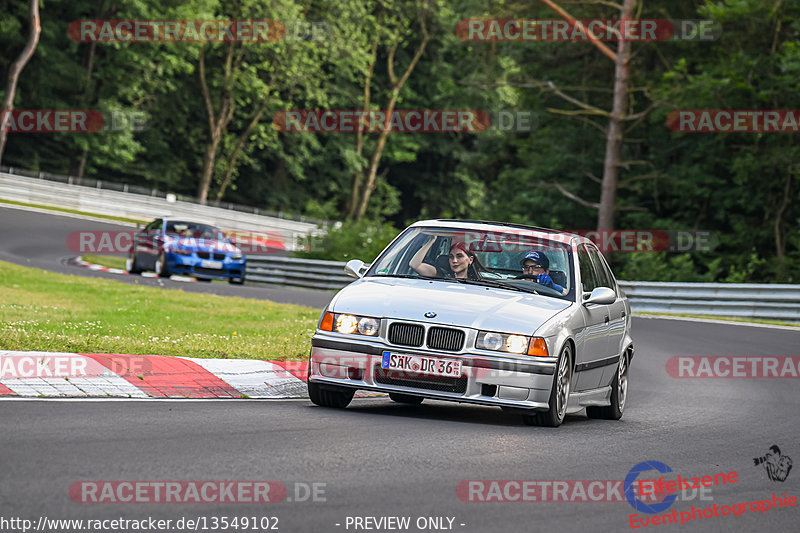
530 343 572 428
308 381 354 408
586 350 628 420
126 254 142 274
389 393 423 405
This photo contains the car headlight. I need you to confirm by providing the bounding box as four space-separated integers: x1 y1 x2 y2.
319 312 380 336
170 248 192 256
476 331 550 357
231 253 243 260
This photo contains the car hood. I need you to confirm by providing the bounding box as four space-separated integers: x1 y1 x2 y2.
329 277 572 336
167 236 241 254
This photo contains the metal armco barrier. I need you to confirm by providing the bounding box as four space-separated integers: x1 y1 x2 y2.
246 255 355 291
247 256 800 323
0 171 325 250
617 281 800 322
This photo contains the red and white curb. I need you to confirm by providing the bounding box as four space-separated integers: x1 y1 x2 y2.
0 351 380 399
72 257 196 282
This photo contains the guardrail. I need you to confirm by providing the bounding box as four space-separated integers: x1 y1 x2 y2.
246 255 800 323
0 171 327 250
247 255 354 291
616 281 800 322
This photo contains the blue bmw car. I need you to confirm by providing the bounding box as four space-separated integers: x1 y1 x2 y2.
126 218 246 284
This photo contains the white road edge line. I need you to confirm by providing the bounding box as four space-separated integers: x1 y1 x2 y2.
0 397 385 402
633 313 800 331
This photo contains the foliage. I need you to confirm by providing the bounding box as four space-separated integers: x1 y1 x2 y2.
1 0 798 280
295 218 399 262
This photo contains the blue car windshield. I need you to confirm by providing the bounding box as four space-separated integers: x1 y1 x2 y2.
165 221 226 242
367 226 575 300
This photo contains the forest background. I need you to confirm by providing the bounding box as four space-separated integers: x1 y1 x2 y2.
1 0 798 283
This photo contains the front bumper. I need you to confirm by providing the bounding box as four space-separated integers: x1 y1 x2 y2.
308 334 557 410
166 254 245 280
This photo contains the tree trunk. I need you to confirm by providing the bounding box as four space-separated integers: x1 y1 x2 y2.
353 19 429 220
346 37 379 220
596 0 636 233
196 44 236 204
215 97 268 201
0 0 41 166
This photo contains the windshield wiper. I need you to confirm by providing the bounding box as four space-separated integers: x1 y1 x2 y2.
371 273 430 279
438 277 538 294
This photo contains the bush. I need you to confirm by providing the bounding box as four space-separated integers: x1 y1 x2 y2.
294 219 399 262
615 252 722 282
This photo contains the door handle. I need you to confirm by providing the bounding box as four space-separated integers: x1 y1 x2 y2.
621 311 626 318
604 315 609 324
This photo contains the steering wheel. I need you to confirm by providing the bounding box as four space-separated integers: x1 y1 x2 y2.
513 273 555 289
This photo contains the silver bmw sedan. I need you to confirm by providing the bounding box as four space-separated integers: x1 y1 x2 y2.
307 219 634 427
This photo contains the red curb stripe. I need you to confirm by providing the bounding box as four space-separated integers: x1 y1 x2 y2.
0 383 16 395
272 361 308 382
82 354 242 398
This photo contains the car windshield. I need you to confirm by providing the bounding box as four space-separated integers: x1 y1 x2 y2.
367 226 575 300
165 221 226 242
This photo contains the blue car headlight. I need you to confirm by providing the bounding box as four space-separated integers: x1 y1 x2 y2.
171 248 192 256
230 253 243 260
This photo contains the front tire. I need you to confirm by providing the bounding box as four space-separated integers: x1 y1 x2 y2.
229 273 245 285
587 349 628 420
154 253 170 278
528 343 572 428
308 381 354 408
389 393 424 405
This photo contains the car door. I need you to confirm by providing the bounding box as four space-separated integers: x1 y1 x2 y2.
135 219 162 269
573 244 610 391
588 246 627 386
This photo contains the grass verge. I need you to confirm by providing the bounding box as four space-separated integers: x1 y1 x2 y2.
632 312 800 328
82 254 128 270
0 261 319 360
0 198 145 225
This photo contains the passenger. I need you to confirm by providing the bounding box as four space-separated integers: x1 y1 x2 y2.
520 250 567 295
410 236 487 280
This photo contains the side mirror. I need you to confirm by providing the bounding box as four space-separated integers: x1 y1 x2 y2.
344 259 367 279
582 287 616 306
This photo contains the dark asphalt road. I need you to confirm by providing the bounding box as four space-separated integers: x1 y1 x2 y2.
2 318 799 532
1 204 799 532
0 205 335 308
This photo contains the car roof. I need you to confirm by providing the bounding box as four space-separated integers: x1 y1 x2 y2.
161 219 220 228
409 219 595 247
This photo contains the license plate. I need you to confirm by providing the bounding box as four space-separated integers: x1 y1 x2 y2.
201 260 223 269
381 351 462 378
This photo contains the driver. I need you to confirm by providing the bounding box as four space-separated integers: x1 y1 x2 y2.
520 250 567 295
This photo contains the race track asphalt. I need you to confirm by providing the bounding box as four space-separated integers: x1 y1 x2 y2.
0 204 335 308
1 204 799 532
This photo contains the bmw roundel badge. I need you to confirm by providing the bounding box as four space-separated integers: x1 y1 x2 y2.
424 311 436 318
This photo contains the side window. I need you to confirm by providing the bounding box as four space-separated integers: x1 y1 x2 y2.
588 246 614 290
577 245 598 293
145 219 162 231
